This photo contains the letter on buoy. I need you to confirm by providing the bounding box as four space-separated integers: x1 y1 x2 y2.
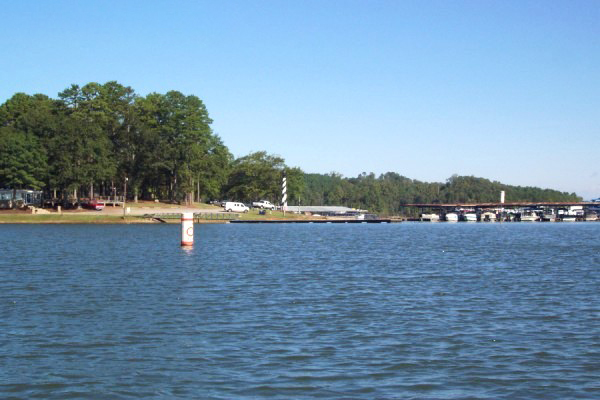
181 212 194 246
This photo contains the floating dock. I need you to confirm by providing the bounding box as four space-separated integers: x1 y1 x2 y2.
231 219 392 224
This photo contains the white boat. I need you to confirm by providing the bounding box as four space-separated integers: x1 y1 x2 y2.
558 209 578 222
520 215 539 222
585 212 598 221
445 213 458 222
541 214 556 222
520 211 539 222
481 212 496 222
420 213 440 222
463 213 477 222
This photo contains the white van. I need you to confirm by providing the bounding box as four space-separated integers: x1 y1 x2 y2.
224 202 249 213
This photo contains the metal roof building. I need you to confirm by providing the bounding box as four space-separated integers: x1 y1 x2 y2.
285 206 364 215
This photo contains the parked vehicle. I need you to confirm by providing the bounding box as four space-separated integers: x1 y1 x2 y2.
252 200 276 209
81 199 105 211
224 202 249 213
481 212 497 221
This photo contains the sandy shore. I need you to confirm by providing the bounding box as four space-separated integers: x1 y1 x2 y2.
0 203 231 223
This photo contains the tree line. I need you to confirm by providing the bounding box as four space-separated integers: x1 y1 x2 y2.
0 81 580 213
300 173 580 215
0 81 299 205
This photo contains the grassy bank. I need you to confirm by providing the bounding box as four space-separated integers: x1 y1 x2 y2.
0 214 147 224
0 209 314 224
122 201 222 210
143 210 317 223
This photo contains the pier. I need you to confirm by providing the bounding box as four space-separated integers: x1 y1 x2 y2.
231 219 392 224
141 212 240 223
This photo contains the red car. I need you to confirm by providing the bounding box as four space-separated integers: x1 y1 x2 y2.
82 199 105 211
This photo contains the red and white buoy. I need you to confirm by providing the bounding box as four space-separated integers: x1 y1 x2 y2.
181 212 194 246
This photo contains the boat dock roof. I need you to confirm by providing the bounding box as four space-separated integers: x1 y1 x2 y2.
403 202 598 208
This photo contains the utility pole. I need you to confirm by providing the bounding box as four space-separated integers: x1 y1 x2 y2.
123 177 128 217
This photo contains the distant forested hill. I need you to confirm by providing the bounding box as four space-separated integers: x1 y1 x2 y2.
301 172 581 215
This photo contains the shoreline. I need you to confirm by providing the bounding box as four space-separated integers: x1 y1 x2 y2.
0 211 397 224
0 205 324 224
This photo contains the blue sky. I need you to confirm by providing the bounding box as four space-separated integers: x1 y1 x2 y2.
1 1 599 199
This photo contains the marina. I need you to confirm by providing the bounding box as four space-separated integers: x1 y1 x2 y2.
411 201 600 222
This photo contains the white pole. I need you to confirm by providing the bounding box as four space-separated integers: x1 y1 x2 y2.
500 190 505 222
181 212 194 246
123 177 128 217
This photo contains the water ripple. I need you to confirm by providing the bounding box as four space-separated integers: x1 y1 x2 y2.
1 223 599 398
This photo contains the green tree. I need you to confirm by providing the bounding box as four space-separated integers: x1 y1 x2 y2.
225 151 286 203
190 134 232 202
47 111 115 201
284 166 306 205
133 91 216 203
58 81 135 198
0 127 47 206
0 93 57 138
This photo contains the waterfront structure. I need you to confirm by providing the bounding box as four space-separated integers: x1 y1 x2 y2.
0 189 42 208
406 201 599 222
285 206 366 216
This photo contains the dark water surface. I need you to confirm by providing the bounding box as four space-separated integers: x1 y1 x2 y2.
1 223 599 399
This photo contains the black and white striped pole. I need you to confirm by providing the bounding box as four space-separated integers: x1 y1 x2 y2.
282 174 288 214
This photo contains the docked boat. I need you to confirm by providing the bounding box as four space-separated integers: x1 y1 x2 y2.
520 215 538 222
420 213 440 222
541 213 556 222
463 213 477 222
445 213 458 222
561 215 577 222
585 211 598 221
481 212 496 222
520 211 539 222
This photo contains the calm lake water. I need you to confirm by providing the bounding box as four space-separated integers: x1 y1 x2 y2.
1 223 599 399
